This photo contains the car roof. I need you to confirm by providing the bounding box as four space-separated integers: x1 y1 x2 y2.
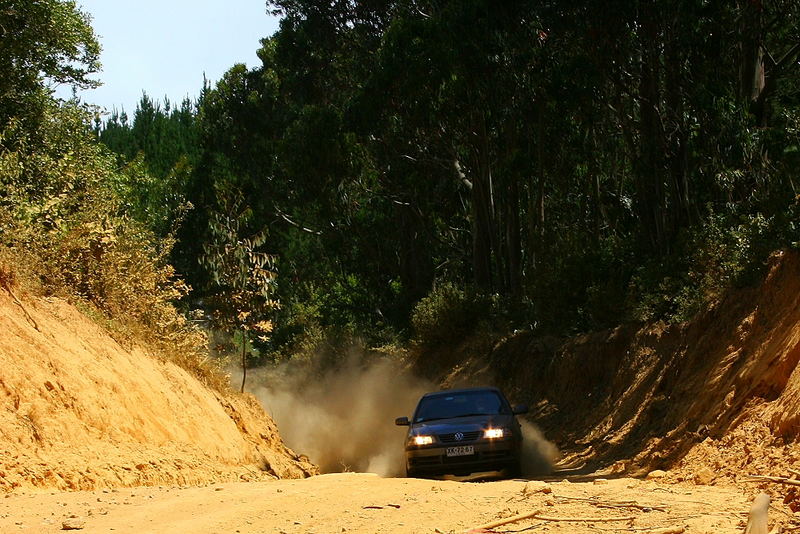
420 386 503 398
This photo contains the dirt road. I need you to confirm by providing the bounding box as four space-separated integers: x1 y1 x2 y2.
0 473 764 533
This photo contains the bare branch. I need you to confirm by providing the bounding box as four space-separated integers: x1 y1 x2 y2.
273 204 323 235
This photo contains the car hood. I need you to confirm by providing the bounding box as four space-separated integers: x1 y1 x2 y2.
410 414 515 434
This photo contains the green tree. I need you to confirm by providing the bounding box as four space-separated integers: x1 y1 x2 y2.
199 192 278 391
173 0 800 349
0 0 100 131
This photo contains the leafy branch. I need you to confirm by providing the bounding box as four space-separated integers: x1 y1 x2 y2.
199 192 278 392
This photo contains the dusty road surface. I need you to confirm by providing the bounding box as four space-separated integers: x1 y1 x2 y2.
0 473 763 534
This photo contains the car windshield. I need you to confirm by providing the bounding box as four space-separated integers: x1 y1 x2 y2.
413 390 510 423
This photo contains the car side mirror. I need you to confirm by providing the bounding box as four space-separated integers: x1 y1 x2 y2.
395 416 410 426
512 404 529 415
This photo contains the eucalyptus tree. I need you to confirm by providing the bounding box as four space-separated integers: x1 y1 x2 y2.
172 0 800 347
199 194 278 391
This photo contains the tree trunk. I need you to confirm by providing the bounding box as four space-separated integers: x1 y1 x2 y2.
590 129 603 246
506 177 522 298
471 112 496 293
527 96 546 275
739 1 765 104
664 16 691 233
396 205 430 303
635 1 668 255
471 168 493 292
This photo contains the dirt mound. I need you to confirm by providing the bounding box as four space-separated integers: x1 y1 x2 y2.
0 292 316 493
429 250 800 485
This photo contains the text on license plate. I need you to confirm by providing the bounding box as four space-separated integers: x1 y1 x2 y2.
446 446 474 457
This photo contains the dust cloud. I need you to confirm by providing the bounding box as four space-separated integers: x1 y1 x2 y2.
241 354 559 478
519 420 560 476
245 355 433 476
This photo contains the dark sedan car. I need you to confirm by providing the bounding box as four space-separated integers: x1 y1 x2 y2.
395 387 528 478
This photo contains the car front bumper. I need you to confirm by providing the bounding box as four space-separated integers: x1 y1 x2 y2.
405 439 521 476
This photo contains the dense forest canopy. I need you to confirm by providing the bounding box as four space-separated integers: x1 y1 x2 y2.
3 0 800 367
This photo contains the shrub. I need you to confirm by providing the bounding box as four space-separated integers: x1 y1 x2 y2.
630 211 778 323
411 282 489 347
0 102 227 391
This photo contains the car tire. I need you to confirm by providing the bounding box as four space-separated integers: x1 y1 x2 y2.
506 460 522 479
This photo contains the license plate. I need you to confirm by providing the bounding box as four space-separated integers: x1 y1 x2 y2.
446 446 474 457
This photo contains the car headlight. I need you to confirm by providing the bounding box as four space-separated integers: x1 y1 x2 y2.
412 435 434 446
484 428 505 439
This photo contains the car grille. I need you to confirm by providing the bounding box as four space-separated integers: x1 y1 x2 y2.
410 456 441 466
437 431 482 443
479 450 511 460
410 449 513 467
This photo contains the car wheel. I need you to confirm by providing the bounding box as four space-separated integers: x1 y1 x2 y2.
506 460 522 479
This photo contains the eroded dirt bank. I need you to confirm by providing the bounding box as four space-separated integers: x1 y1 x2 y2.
0 473 756 533
430 250 800 489
0 292 316 493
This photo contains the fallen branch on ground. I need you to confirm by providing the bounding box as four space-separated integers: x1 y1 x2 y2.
463 510 542 533
362 503 401 510
463 511 635 533
580 526 685 534
746 475 800 488
533 514 636 522
554 494 668 512
597 503 668 512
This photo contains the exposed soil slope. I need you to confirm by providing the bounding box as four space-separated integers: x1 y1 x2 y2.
429 250 800 486
0 292 316 493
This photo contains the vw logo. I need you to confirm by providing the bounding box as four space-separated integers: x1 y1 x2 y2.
454 432 464 441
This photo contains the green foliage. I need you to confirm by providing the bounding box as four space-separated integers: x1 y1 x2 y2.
199 193 278 329
95 94 199 239
111 154 193 238
198 192 279 388
630 212 781 323
172 0 800 348
268 283 327 362
0 0 100 131
98 94 200 180
0 99 223 390
92 0 800 360
411 283 492 348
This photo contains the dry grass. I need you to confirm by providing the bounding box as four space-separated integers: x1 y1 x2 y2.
0 242 232 395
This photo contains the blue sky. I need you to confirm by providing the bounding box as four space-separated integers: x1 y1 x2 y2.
61 0 281 114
